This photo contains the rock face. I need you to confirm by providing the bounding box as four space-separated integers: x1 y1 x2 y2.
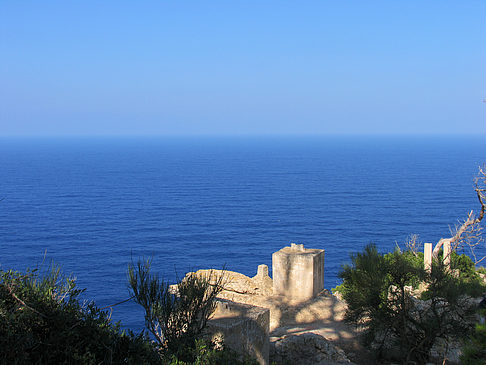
430 338 462 364
186 266 273 297
179 250 360 364
270 332 354 365
208 300 270 365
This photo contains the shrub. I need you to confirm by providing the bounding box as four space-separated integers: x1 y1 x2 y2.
338 243 486 364
0 265 159 365
461 308 486 364
0 262 255 365
164 338 259 365
128 259 226 361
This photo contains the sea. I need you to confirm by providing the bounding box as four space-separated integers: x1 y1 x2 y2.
0 135 485 330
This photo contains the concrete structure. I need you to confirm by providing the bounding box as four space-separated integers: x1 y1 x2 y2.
443 241 451 269
208 300 270 365
424 241 452 272
424 242 432 273
272 243 325 300
256 264 269 278
192 243 326 363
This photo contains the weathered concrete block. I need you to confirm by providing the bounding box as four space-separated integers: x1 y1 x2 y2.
256 264 269 278
272 243 325 300
443 241 451 268
270 332 353 365
207 300 270 365
424 242 432 273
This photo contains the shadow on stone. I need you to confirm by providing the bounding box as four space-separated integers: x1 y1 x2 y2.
183 244 376 365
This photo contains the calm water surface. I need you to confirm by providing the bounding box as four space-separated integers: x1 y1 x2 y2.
0 135 485 329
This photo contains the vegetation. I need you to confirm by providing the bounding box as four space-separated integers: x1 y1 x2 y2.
128 259 234 362
337 243 486 364
461 308 486 364
0 262 256 365
432 165 486 265
0 265 158 364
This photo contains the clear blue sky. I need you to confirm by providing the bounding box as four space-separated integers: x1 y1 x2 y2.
1 1 485 136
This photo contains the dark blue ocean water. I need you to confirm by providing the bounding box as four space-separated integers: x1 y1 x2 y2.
0 135 485 330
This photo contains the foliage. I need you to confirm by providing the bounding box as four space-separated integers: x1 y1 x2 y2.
461 308 486 365
164 338 258 365
477 266 486 275
452 250 480 279
433 165 486 265
338 243 486 364
128 259 225 361
0 262 256 365
0 265 159 365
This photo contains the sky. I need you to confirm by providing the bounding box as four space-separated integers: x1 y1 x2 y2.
1 1 485 136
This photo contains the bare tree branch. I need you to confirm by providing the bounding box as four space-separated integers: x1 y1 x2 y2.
433 166 486 265
405 234 422 257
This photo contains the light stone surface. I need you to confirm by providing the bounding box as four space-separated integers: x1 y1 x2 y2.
443 241 451 268
181 268 273 297
424 242 432 273
272 243 325 300
256 264 269 278
270 332 354 364
178 267 368 363
208 300 270 365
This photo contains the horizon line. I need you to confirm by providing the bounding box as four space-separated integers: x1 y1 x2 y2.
1 132 486 138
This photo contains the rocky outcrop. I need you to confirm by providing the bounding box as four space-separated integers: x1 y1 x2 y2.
179 266 363 363
208 300 270 365
185 266 273 297
270 332 355 365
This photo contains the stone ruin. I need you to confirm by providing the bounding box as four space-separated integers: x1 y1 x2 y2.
423 241 451 273
203 243 325 365
273 243 325 301
207 300 270 365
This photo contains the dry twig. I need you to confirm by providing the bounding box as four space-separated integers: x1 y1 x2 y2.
433 166 486 265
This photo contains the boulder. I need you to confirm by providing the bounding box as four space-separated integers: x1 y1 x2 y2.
270 332 354 365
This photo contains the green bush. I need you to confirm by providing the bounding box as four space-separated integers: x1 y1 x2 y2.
0 265 159 365
461 308 486 364
128 260 225 358
127 260 257 364
452 251 477 278
0 262 258 365
164 339 258 365
338 243 486 364
433 249 480 281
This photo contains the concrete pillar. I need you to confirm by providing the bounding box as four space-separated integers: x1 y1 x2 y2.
272 243 325 300
424 242 432 273
257 264 269 278
443 241 451 269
